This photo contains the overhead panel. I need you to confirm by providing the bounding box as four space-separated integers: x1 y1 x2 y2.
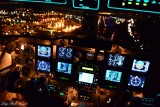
107 0 160 14
11 0 67 4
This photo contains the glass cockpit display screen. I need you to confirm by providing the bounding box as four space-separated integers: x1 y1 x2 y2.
78 72 94 84
105 70 122 83
132 59 150 73
128 75 145 88
37 45 51 58
57 62 72 74
57 46 73 60
37 60 50 72
72 0 100 10
107 54 125 67
11 0 67 4
107 0 160 14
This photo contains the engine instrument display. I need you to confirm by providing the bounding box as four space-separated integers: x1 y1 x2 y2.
107 54 125 67
57 46 73 60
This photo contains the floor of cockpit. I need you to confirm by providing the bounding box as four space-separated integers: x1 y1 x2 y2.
0 90 66 107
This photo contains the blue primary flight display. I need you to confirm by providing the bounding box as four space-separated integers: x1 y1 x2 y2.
37 45 51 58
131 59 150 73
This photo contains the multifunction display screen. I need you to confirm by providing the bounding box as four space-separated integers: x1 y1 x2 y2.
105 70 122 83
128 75 145 88
78 72 94 84
57 62 72 74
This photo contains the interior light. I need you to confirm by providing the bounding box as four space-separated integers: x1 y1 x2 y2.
143 3 147 6
21 44 24 50
60 92 65 96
